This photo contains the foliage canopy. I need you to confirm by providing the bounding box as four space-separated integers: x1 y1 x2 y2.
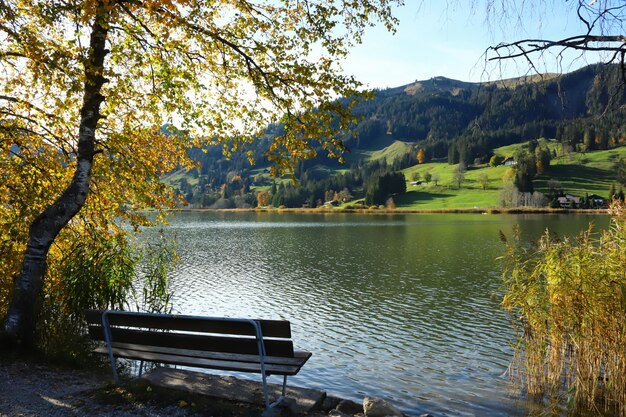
0 0 402 343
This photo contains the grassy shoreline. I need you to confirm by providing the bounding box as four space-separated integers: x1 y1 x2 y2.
174 207 610 215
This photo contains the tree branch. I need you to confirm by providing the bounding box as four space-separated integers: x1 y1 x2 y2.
489 34 626 62
0 95 63 121
0 111 70 151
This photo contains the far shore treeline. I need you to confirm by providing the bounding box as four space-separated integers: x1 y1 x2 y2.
172 206 611 215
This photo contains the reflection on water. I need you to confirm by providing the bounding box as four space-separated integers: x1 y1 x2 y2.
140 212 608 416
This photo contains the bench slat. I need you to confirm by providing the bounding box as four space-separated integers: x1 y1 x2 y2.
88 326 295 357
95 342 311 368
85 309 291 338
99 346 303 375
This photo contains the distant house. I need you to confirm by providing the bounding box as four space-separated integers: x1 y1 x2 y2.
410 181 422 186
502 157 517 166
558 194 581 208
587 194 607 208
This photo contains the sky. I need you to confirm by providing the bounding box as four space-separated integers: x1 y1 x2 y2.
342 1 604 89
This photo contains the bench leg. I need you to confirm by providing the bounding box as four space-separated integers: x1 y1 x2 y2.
265 375 289 412
108 357 120 385
281 375 287 397
260 374 284 417
101 313 119 385
261 370 270 409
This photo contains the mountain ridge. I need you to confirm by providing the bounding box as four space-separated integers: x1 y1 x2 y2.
379 72 562 98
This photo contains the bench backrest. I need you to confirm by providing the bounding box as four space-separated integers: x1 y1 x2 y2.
85 309 295 357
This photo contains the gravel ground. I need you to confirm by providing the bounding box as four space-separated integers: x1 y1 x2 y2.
0 360 412 417
0 361 200 417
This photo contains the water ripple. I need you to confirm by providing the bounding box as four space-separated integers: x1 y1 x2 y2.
137 212 608 417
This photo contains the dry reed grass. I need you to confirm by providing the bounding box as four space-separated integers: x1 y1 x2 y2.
502 202 626 415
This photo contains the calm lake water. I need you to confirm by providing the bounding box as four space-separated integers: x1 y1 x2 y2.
142 212 610 417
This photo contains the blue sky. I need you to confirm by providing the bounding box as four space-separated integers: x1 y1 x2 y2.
343 1 603 89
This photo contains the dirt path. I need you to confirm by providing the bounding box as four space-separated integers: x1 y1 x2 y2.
0 361 194 417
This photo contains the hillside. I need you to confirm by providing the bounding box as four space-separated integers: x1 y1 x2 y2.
164 64 626 209
345 64 624 160
397 142 626 210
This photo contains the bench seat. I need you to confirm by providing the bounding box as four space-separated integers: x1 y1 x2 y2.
92 342 311 375
85 309 312 411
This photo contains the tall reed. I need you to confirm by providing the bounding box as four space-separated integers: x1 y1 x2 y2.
134 230 177 314
37 230 177 362
502 203 626 415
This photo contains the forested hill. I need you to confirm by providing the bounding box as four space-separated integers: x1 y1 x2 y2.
344 64 624 163
168 64 626 208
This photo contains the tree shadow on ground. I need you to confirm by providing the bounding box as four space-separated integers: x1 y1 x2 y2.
539 165 614 195
395 190 455 206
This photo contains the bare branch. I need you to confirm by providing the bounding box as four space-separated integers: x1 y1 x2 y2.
484 0 626 75
488 34 626 64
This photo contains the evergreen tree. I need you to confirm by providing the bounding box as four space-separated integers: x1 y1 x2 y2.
448 145 460 165
513 150 536 193
365 171 406 205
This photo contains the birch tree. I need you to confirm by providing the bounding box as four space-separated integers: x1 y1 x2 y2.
0 0 402 346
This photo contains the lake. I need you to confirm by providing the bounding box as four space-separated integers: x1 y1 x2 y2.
142 212 609 416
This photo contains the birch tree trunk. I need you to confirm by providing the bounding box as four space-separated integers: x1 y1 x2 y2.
3 5 110 347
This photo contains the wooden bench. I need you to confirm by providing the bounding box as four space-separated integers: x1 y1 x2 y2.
85 309 312 410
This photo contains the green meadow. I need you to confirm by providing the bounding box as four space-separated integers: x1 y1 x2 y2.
396 140 626 210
